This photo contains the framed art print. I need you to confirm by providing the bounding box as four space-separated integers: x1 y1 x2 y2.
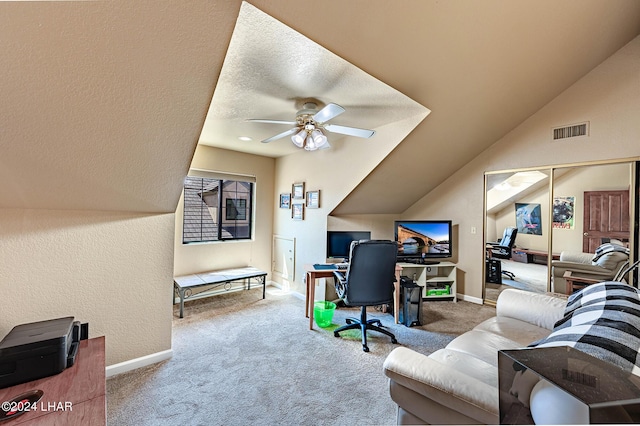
292 182 305 199
279 193 291 209
292 202 304 220
306 190 320 209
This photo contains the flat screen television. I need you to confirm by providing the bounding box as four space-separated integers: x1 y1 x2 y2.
394 220 452 260
326 231 371 259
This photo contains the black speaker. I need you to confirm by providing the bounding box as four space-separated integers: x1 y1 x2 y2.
399 276 423 327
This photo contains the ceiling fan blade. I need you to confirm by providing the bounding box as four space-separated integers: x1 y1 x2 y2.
247 119 297 125
261 127 299 143
324 124 375 138
312 103 345 123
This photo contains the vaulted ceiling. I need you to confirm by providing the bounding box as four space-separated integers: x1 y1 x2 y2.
2 1 640 215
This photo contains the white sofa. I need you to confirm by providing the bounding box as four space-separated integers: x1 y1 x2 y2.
383 289 567 425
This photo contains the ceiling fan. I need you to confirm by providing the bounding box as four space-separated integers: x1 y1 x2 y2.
247 101 375 151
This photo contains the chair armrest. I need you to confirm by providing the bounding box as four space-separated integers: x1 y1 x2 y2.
496 289 566 330
333 270 346 283
383 347 498 422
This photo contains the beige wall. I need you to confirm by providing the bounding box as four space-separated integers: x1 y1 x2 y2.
272 119 412 294
403 35 640 300
174 146 275 278
0 209 174 365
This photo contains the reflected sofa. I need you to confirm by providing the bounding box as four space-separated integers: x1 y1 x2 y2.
551 249 628 294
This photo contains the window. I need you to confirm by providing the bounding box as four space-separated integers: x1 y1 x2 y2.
183 175 253 243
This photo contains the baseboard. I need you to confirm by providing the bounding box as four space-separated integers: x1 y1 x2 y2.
268 281 306 301
457 293 484 304
106 349 173 378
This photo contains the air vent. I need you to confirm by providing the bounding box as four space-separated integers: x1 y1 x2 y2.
552 122 589 140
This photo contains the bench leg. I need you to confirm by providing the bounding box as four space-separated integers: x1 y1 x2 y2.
178 288 185 318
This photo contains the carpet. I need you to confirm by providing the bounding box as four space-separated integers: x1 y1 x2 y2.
107 288 496 426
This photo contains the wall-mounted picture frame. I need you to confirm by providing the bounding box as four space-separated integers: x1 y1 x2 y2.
292 202 304 220
279 193 291 209
292 182 305 199
306 190 320 209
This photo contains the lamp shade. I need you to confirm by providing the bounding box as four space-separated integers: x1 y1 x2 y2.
291 129 306 147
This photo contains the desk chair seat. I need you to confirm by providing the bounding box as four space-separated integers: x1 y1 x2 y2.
333 240 398 352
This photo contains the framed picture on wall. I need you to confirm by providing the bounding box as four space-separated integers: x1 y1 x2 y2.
279 193 291 209
292 182 305 199
306 190 320 209
515 203 542 235
292 202 304 220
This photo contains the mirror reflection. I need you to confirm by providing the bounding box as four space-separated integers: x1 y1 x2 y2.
550 162 632 295
484 160 636 304
485 169 551 302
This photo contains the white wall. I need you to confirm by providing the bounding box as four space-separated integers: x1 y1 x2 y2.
174 146 275 277
0 209 174 365
403 35 640 300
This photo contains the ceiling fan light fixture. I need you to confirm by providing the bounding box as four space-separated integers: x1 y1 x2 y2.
311 129 328 148
291 129 306 147
304 135 317 151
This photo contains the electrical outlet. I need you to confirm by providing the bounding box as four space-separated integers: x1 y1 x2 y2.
471 226 477 234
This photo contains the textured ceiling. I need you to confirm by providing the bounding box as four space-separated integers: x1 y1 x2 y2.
1 1 639 215
214 0 640 214
199 2 429 157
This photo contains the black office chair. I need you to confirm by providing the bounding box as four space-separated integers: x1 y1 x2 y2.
333 240 398 352
487 227 518 280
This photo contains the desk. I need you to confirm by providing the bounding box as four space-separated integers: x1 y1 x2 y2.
174 266 267 318
511 248 560 265
0 337 105 425
304 264 402 330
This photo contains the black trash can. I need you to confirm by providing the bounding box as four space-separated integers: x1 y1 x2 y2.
399 276 423 327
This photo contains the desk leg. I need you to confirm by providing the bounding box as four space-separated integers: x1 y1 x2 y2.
261 276 266 299
306 271 316 330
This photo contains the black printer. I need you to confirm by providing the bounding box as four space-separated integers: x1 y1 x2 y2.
0 317 81 389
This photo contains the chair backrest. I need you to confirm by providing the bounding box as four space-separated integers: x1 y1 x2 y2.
500 227 518 249
342 240 397 306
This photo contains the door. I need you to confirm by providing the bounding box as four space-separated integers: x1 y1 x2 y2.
583 190 629 253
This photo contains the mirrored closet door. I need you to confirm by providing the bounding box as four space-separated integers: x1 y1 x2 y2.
484 160 637 304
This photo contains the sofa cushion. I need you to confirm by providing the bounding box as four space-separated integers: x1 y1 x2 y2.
530 282 640 375
474 317 552 346
446 330 523 366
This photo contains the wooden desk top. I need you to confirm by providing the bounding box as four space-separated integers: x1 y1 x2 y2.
0 337 106 425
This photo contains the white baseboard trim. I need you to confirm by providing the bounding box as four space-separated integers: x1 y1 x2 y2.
268 281 306 301
457 293 484 304
106 349 173 378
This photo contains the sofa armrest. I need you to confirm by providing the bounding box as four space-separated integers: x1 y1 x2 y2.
496 289 566 330
559 251 594 263
551 261 614 275
383 347 498 422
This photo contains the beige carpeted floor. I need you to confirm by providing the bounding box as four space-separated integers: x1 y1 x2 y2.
107 287 496 426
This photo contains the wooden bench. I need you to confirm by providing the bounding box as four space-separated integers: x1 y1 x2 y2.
173 266 267 318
